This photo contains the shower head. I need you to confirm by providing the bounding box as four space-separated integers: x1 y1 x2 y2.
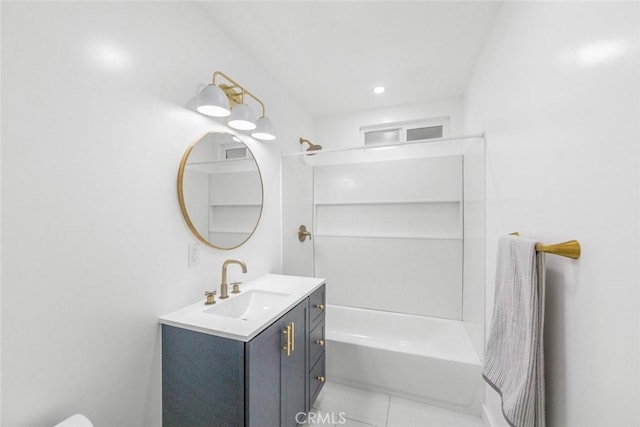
299 137 323 154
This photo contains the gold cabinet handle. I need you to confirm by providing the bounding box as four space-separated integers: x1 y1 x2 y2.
316 339 325 346
315 376 326 383
282 326 288 356
291 322 295 353
282 324 292 357
314 304 325 311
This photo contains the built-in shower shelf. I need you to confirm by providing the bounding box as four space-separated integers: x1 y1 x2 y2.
210 203 261 207
314 200 461 206
209 204 261 238
314 234 462 240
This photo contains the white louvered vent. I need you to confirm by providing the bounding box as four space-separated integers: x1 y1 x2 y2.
406 125 443 141
221 143 249 160
361 118 449 146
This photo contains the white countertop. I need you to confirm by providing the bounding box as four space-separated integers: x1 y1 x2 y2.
159 274 326 342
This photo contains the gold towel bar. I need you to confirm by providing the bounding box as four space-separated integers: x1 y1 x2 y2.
510 232 581 259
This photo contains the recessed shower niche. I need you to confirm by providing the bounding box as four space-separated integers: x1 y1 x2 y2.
312 155 463 319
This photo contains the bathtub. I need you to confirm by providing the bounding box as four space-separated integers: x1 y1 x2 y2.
325 305 483 415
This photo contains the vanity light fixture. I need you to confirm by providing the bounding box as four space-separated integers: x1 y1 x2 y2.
195 71 276 140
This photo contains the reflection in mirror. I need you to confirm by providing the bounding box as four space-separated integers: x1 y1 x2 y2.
178 132 263 249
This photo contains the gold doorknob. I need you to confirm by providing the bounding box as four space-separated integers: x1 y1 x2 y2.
314 304 325 311
316 339 325 346
315 375 326 383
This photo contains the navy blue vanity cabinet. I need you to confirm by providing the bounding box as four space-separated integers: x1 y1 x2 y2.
308 285 326 408
162 296 310 427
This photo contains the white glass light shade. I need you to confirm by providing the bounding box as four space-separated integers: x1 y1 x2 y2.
196 85 231 117
228 103 256 130
251 116 276 140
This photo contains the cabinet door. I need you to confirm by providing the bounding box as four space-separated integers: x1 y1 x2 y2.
246 316 284 427
246 299 308 427
162 325 244 426
281 300 308 427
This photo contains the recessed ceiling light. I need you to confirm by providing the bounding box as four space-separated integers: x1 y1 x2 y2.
373 86 385 94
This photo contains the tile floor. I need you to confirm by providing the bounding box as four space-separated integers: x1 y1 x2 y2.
303 381 483 427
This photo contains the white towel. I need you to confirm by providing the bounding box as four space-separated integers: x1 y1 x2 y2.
483 235 546 427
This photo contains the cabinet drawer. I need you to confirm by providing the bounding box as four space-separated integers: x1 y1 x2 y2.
309 320 325 366
309 285 326 329
309 353 326 405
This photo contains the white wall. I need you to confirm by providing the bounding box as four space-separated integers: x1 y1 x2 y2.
182 170 209 238
0 1 3 422
464 3 640 426
1 3 313 426
462 139 485 360
315 96 464 150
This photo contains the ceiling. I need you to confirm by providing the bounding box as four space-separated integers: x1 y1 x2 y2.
203 2 502 118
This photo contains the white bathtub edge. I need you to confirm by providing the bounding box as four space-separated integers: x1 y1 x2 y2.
326 304 481 365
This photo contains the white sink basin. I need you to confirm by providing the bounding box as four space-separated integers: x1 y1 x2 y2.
159 274 325 341
204 290 291 319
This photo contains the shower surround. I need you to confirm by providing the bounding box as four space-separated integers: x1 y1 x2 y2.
282 136 485 414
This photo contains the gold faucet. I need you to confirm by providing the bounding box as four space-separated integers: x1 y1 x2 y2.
220 259 247 299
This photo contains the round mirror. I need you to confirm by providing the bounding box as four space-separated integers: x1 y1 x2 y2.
178 132 263 249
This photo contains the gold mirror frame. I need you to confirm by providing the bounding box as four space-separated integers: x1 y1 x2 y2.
177 132 264 250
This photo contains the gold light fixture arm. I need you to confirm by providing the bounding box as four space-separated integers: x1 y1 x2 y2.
212 71 266 117
510 232 581 259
